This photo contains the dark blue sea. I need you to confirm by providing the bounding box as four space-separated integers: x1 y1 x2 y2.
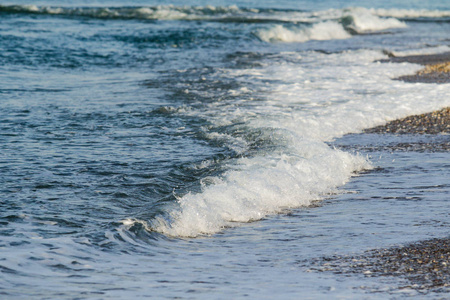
1 0 449 298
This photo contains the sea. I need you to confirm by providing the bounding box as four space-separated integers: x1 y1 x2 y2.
1 0 449 298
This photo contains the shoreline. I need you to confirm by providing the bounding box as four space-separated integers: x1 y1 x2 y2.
366 51 450 134
364 107 450 134
313 52 450 293
380 51 450 84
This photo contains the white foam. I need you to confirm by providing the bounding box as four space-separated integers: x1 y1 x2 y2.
241 50 448 140
342 7 407 33
19 5 39 12
142 6 189 20
255 21 351 43
152 146 369 237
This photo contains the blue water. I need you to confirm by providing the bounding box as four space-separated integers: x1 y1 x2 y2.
1 0 449 298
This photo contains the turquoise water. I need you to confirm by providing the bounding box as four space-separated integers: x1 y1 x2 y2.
1 0 449 298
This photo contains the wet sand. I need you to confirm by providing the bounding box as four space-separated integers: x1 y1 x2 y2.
310 52 450 294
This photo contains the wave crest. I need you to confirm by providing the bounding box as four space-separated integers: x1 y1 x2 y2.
254 7 407 44
152 145 370 237
255 21 351 43
341 8 407 33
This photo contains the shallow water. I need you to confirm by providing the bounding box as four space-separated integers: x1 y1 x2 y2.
1 0 450 298
3 133 448 298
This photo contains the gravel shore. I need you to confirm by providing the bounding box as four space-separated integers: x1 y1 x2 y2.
308 237 450 293
364 107 450 134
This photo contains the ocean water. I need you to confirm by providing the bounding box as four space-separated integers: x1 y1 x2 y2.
1 0 449 298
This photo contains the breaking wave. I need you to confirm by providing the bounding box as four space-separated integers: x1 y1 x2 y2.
149 144 370 237
255 21 351 43
341 7 407 33
255 7 406 43
123 48 450 237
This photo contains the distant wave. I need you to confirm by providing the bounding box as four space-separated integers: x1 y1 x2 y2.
1 4 449 24
255 21 351 43
0 5 422 44
0 5 298 22
255 7 407 43
340 7 407 33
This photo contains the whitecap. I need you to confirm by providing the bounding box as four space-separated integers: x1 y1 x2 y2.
341 7 407 33
255 21 351 43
